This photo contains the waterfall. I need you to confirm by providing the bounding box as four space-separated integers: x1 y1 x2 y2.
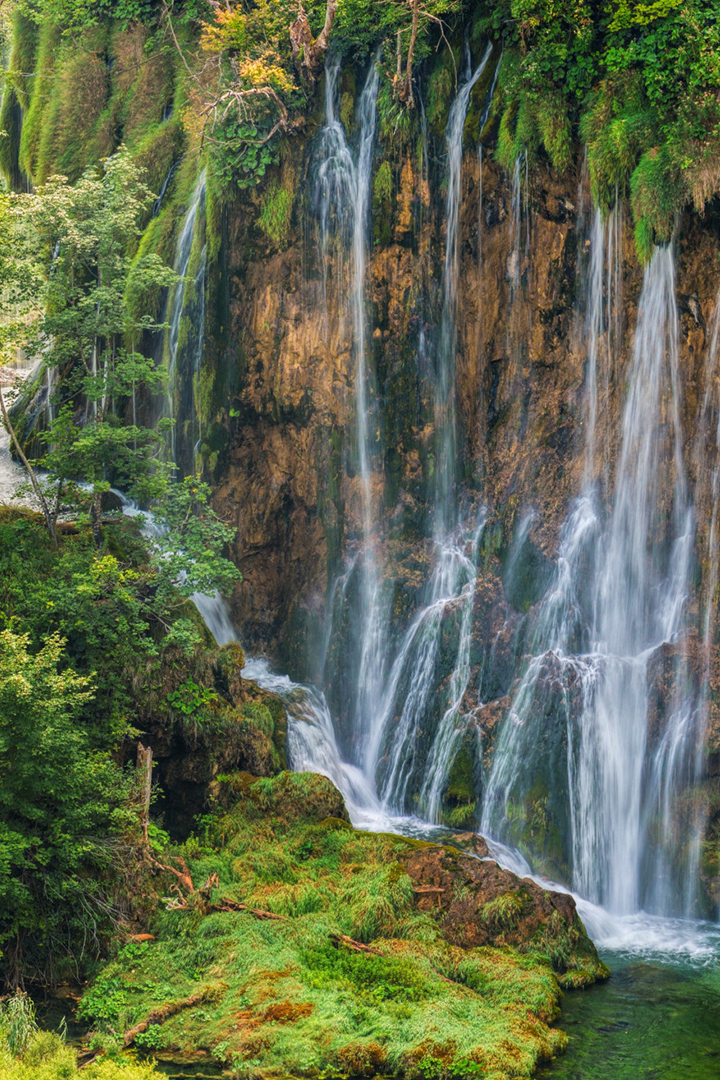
482 242 701 917
434 43 491 531
364 50 491 818
152 158 181 219
368 516 486 812
582 205 622 489
165 170 207 468
244 657 385 827
314 57 385 761
577 245 694 914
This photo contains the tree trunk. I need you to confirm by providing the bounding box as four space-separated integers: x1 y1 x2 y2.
315 0 337 55
290 0 337 81
0 383 56 545
91 489 103 546
137 742 153 846
402 0 420 107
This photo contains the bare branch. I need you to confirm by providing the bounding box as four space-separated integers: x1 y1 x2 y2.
315 0 338 55
0 382 56 544
402 0 420 107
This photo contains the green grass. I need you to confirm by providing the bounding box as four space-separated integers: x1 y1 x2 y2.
0 993 160 1080
79 772 608 1079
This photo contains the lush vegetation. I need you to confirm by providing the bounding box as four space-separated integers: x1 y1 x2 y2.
485 0 720 258
0 503 248 988
0 991 161 1079
76 770 604 1079
4 0 718 258
0 118 246 992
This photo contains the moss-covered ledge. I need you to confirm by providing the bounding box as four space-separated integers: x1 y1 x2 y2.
79 772 606 1079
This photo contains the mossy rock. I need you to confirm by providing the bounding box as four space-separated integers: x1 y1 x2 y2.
246 771 350 824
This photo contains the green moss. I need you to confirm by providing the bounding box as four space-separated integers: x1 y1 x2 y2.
630 144 683 260
373 158 392 208
11 16 184 189
0 13 38 187
4 11 38 113
16 21 58 183
79 775 577 1078
445 801 477 829
426 58 455 136
0 87 25 189
376 77 416 146
52 28 112 181
257 175 294 248
580 75 655 213
445 744 475 803
339 67 356 133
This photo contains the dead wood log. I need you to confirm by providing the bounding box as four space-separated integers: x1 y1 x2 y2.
136 743 152 846
329 933 383 956
123 989 214 1047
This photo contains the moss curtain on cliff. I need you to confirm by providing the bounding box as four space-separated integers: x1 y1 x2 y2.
3 1 720 258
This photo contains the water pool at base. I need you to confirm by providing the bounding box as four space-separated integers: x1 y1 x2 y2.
539 953 720 1080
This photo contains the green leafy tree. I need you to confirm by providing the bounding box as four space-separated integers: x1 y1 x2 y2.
0 628 133 988
13 150 177 540
151 476 241 600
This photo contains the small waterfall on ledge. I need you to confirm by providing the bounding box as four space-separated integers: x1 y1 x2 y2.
368 514 486 814
165 170 207 471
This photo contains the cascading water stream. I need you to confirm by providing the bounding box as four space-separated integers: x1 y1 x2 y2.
434 43 491 532
365 49 492 817
165 170 206 466
482 242 701 918
314 57 385 760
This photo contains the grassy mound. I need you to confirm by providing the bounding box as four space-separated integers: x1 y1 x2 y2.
79 773 606 1079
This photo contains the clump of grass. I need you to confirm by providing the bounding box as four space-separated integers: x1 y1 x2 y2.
0 993 37 1057
481 892 524 934
0 993 160 1080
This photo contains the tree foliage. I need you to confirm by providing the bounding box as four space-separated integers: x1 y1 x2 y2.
0 627 133 987
486 0 720 256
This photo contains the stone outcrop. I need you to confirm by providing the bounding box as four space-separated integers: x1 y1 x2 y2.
400 838 608 988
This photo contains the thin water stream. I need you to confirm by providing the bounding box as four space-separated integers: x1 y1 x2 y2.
165 171 207 470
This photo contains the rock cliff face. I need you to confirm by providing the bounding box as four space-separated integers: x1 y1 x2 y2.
214 146 720 659
205 64 720 916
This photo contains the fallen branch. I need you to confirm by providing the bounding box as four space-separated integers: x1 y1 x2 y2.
329 933 383 956
208 897 289 921
150 854 196 895
123 988 216 1047
78 1048 104 1070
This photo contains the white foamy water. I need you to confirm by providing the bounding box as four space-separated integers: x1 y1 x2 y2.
0 366 44 511
189 563 720 966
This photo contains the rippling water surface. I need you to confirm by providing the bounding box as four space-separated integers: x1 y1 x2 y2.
539 951 720 1080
